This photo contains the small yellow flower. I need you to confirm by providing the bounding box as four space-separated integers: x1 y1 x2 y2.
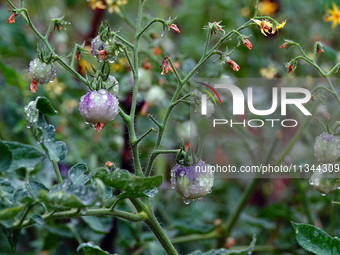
88 0 106 10
324 3 340 28
106 0 128 13
258 0 279 16
251 19 286 36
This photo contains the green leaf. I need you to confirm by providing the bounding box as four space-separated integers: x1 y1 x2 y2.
36 97 57 116
81 216 112 234
69 163 90 185
94 168 162 192
26 179 49 200
189 236 256 255
44 225 74 238
31 214 44 225
117 188 159 199
37 115 67 161
0 205 25 220
25 100 67 162
323 45 337 62
48 181 97 208
1 228 21 253
77 242 113 255
1 142 45 173
0 141 12 172
292 222 340 255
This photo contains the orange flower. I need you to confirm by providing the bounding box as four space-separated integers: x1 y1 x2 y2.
280 42 290 49
97 49 107 60
160 56 173 75
212 21 225 35
7 13 16 24
29 80 38 93
75 51 81 61
227 59 240 72
287 64 293 73
243 39 253 50
169 24 180 33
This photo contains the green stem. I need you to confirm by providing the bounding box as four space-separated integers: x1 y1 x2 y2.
14 208 146 229
203 30 212 56
52 160 63 183
325 76 340 104
254 0 260 16
135 128 155 145
329 193 339 235
171 230 218 244
218 178 260 245
44 19 54 39
137 18 166 38
131 199 178 255
126 0 145 177
293 178 313 224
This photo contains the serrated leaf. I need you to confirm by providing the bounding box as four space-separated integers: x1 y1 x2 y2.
69 163 90 185
48 181 97 208
0 141 12 172
1 142 45 173
77 242 113 255
81 216 112 234
292 222 340 255
25 100 67 162
94 168 162 192
1 228 21 253
37 115 67 161
189 236 256 255
36 97 57 116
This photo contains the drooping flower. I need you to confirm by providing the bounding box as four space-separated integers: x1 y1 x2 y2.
243 39 253 50
160 56 173 75
251 19 286 36
7 13 16 24
324 3 340 28
227 59 240 72
169 23 181 33
75 51 81 61
280 42 290 49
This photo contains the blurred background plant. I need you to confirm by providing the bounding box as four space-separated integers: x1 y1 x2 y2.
0 0 339 254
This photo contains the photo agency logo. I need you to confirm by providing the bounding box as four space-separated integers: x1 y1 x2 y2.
197 80 312 128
